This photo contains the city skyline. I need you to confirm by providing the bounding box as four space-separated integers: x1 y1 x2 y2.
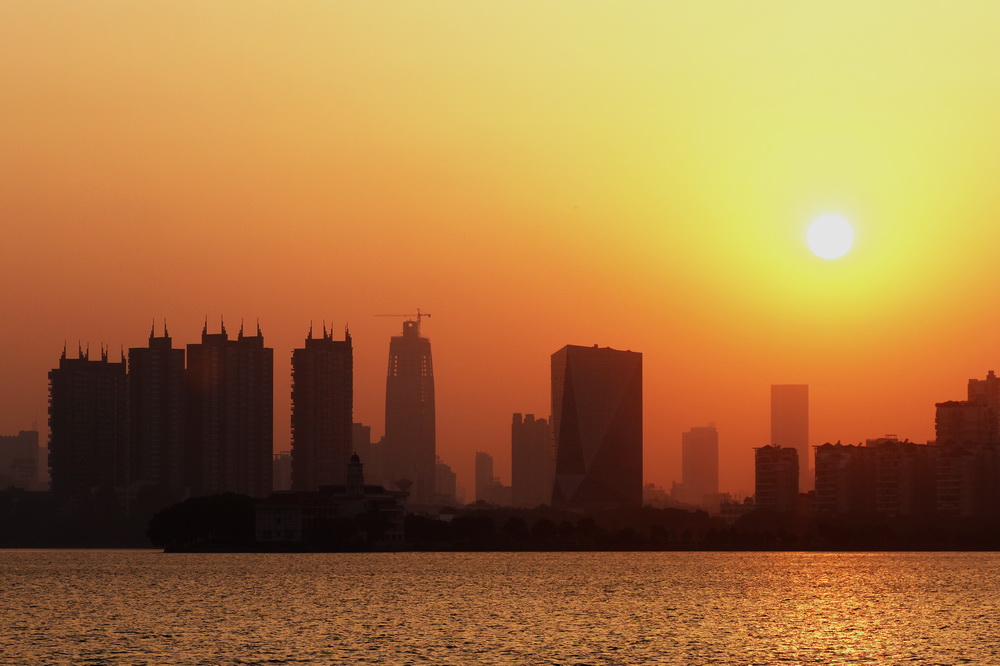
7 3 1000 496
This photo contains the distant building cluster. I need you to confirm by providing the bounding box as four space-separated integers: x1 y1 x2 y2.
42 316 453 518
748 370 1000 520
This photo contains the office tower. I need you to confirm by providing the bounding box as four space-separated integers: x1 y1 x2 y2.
678 425 719 506
48 346 128 499
186 321 273 498
771 384 809 491
0 430 40 490
754 444 799 512
291 326 353 490
551 344 643 509
128 323 186 504
474 451 510 505
384 319 435 503
435 457 457 505
511 413 553 508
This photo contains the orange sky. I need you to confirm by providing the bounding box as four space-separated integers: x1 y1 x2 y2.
4 2 1000 497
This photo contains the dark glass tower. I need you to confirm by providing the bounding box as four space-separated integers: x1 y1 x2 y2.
291 326 353 490
551 344 642 508
384 319 435 504
186 321 273 498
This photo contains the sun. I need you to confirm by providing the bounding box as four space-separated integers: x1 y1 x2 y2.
806 214 854 260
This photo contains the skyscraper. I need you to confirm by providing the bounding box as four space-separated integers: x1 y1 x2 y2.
679 425 719 506
771 384 809 491
551 344 642 509
186 321 273 498
511 413 553 508
384 319 435 503
291 326 353 490
128 323 186 504
48 346 128 500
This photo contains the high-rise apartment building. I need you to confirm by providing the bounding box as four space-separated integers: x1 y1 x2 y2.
291 327 353 490
754 444 799 512
384 319 435 503
48 347 128 500
551 344 642 508
511 413 553 508
771 384 809 491
678 425 719 506
186 322 273 498
935 370 1000 446
128 324 186 503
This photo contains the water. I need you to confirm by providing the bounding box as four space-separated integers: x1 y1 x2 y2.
2 550 998 664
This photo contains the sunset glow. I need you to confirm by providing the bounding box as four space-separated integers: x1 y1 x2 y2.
4 2 1000 496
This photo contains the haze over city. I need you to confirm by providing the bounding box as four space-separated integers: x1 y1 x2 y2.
5 2 1000 497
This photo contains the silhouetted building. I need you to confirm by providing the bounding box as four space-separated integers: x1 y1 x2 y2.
49 347 128 500
814 442 876 515
0 430 40 491
771 384 809 491
128 324 186 504
272 451 292 491
384 319 435 503
934 443 1000 518
676 425 718 507
511 413 553 508
256 454 407 546
186 322 273 498
291 326 353 490
434 457 457 505
475 451 510 505
754 444 798 512
869 437 934 518
551 344 643 509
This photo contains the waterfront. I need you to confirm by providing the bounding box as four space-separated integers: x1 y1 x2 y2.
2 550 998 664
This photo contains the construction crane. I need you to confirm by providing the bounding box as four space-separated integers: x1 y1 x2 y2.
374 308 432 334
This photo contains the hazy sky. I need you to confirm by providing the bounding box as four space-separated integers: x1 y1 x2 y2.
5 2 1000 496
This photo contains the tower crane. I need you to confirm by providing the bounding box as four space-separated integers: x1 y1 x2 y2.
374 308 432 334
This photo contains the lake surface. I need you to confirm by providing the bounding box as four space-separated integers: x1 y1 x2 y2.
1 550 998 664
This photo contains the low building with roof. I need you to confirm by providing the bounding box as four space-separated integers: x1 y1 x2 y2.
255 454 407 547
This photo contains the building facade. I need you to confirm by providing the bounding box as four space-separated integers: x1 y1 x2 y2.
186 322 273 498
677 425 719 507
48 347 128 500
0 430 41 491
771 384 809 491
511 413 553 508
384 319 436 503
754 444 799 512
474 451 510 505
291 327 353 490
128 325 186 504
551 344 643 509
